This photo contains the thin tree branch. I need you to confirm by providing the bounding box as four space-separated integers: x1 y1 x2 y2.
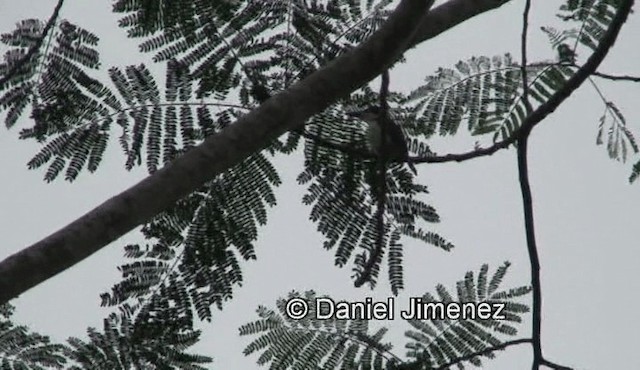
431 338 533 370
540 358 574 370
414 0 634 165
591 70 640 82
517 135 542 370
0 0 65 90
518 2 543 369
0 0 437 304
520 0 533 114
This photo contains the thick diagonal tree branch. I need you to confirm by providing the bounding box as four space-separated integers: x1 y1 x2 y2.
0 0 518 304
408 0 510 48
0 0 433 304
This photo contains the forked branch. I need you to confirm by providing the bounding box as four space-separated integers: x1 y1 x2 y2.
415 0 634 165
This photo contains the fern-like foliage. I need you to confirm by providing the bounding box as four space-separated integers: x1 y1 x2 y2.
403 0 629 149
23 56 287 186
25 60 234 179
113 0 391 91
111 0 240 40
240 290 397 370
299 95 453 295
0 303 67 369
64 310 211 369
2 2 450 298
596 101 638 162
0 19 101 120
113 0 394 152
557 0 624 52
3 7 286 346
109 0 441 298
101 147 280 321
0 19 124 182
404 54 520 138
107 60 232 173
542 0 626 64
240 263 530 370
629 160 640 183
94 61 281 326
403 0 638 180
0 19 101 127
403 262 531 370
2 1 399 182
403 54 578 145
549 0 640 181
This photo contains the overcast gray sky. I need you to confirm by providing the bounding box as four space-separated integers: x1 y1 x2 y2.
1 1 639 369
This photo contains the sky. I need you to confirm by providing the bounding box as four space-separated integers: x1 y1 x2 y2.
1 0 639 369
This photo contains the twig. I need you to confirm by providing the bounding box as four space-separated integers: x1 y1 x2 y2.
520 0 533 115
540 358 574 370
591 70 640 82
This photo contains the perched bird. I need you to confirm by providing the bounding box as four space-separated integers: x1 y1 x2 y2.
347 105 417 175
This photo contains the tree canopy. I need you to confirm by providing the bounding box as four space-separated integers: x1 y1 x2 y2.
0 0 638 369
